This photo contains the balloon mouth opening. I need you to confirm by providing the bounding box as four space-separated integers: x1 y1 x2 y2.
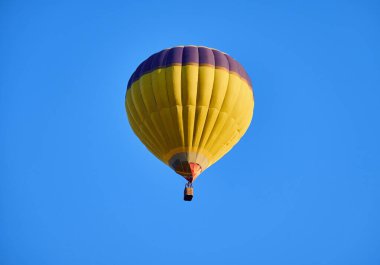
170 159 202 182
173 162 202 182
168 151 208 182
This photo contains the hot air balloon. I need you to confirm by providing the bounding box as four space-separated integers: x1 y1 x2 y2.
125 46 254 201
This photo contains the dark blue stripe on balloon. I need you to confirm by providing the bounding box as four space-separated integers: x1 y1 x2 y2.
127 46 252 90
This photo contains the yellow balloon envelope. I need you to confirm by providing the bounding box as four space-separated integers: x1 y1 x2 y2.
125 46 254 187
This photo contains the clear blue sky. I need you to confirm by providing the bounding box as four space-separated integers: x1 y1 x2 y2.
1 1 380 264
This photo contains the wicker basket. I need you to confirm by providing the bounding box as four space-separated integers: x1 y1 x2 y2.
184 187 194 201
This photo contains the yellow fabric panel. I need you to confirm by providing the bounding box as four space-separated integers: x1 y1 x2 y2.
208 115 238 158
181 65 198 106
204 78 253 164
125 94 164 159
129 88 169 156
209 69 230 109
126 107 163 162
206 88 251 165
197 68 229 151
192 66 215 148
130 82 167 153
139 74 170 149
165 66 185 148
181 65 198 150
210 89 254 165
151 68 177 152
203 73 243 153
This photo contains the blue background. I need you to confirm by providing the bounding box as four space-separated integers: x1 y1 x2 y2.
1 1 380 264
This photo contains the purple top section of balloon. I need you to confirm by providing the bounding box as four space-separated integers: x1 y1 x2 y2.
127 46 252 89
